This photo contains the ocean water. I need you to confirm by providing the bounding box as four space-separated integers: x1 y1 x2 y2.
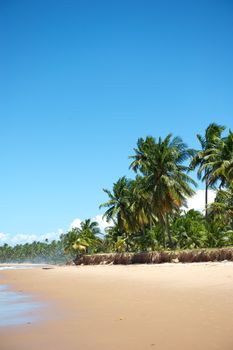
0 264 44 271
0 265 44 327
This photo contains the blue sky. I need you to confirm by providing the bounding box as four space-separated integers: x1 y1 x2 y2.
0 0 233 243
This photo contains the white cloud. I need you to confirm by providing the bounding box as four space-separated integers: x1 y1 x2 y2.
70 218 82 229
0 232 7 240
37 230 64 242
92 214 112 232
186 189 216 213
1 214 112 246
70 215 112 233
0 230 64 246
10 234 37 245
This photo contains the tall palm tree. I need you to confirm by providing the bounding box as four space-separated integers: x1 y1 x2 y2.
130 134 196 248
202 130 233 189
62 219 102 255
100 176 135 235
74 219 102 254
62 228 79 255
208 188 233 227
79 219 101 236
129 176 152 241
189 123 225 217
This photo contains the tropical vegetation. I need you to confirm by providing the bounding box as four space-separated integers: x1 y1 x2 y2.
0 123 232 263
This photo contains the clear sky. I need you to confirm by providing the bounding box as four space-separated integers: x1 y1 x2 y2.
0 0 233 243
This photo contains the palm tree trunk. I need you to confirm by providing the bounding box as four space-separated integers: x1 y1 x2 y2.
166 213 172 249
162 230 166 248
162 218 168 249
162 222 166 248
141 223 146 251
125 235 129 252
205 180 208 219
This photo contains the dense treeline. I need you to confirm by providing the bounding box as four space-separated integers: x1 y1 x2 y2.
0 123 232 263
0 240 72 264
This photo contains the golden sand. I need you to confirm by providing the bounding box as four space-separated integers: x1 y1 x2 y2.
0 263 233 350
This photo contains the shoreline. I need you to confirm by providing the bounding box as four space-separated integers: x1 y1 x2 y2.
1 263 233 350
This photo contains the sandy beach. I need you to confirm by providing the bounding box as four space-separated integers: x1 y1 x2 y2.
0 263 233 350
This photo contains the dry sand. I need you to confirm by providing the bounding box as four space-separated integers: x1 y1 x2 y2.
0 263 233 350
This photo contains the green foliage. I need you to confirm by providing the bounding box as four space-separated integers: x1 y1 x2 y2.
189 123 226 217
101 134 196 249
62 219 102 256
205 130 233 189
171 210 208 249
1 124 233 263
100 125 233 253
0 240 68 264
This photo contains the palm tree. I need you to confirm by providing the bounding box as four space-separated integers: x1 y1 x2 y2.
171 209 207 249
202 130 233 189
62 219 102 256
190 123 225 217
100 177 135 236
62 228 79 255
75 219 102 254
130 134 196 248
208 188 233 228
103 224 121 252
79 219 101 236
129 176 152 249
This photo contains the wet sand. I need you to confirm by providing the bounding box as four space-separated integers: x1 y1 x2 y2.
0 263 233 350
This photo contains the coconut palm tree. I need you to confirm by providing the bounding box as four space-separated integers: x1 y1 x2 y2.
190 123 225 217
62 228 79 255
130 134 196 248
128 176 152 249
74 219 102 254
100 177 135 236
202 130 233 189
79 219 101 236
103 224 122 252
171 209 208 249
62 219 102 256
208 188 233 228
